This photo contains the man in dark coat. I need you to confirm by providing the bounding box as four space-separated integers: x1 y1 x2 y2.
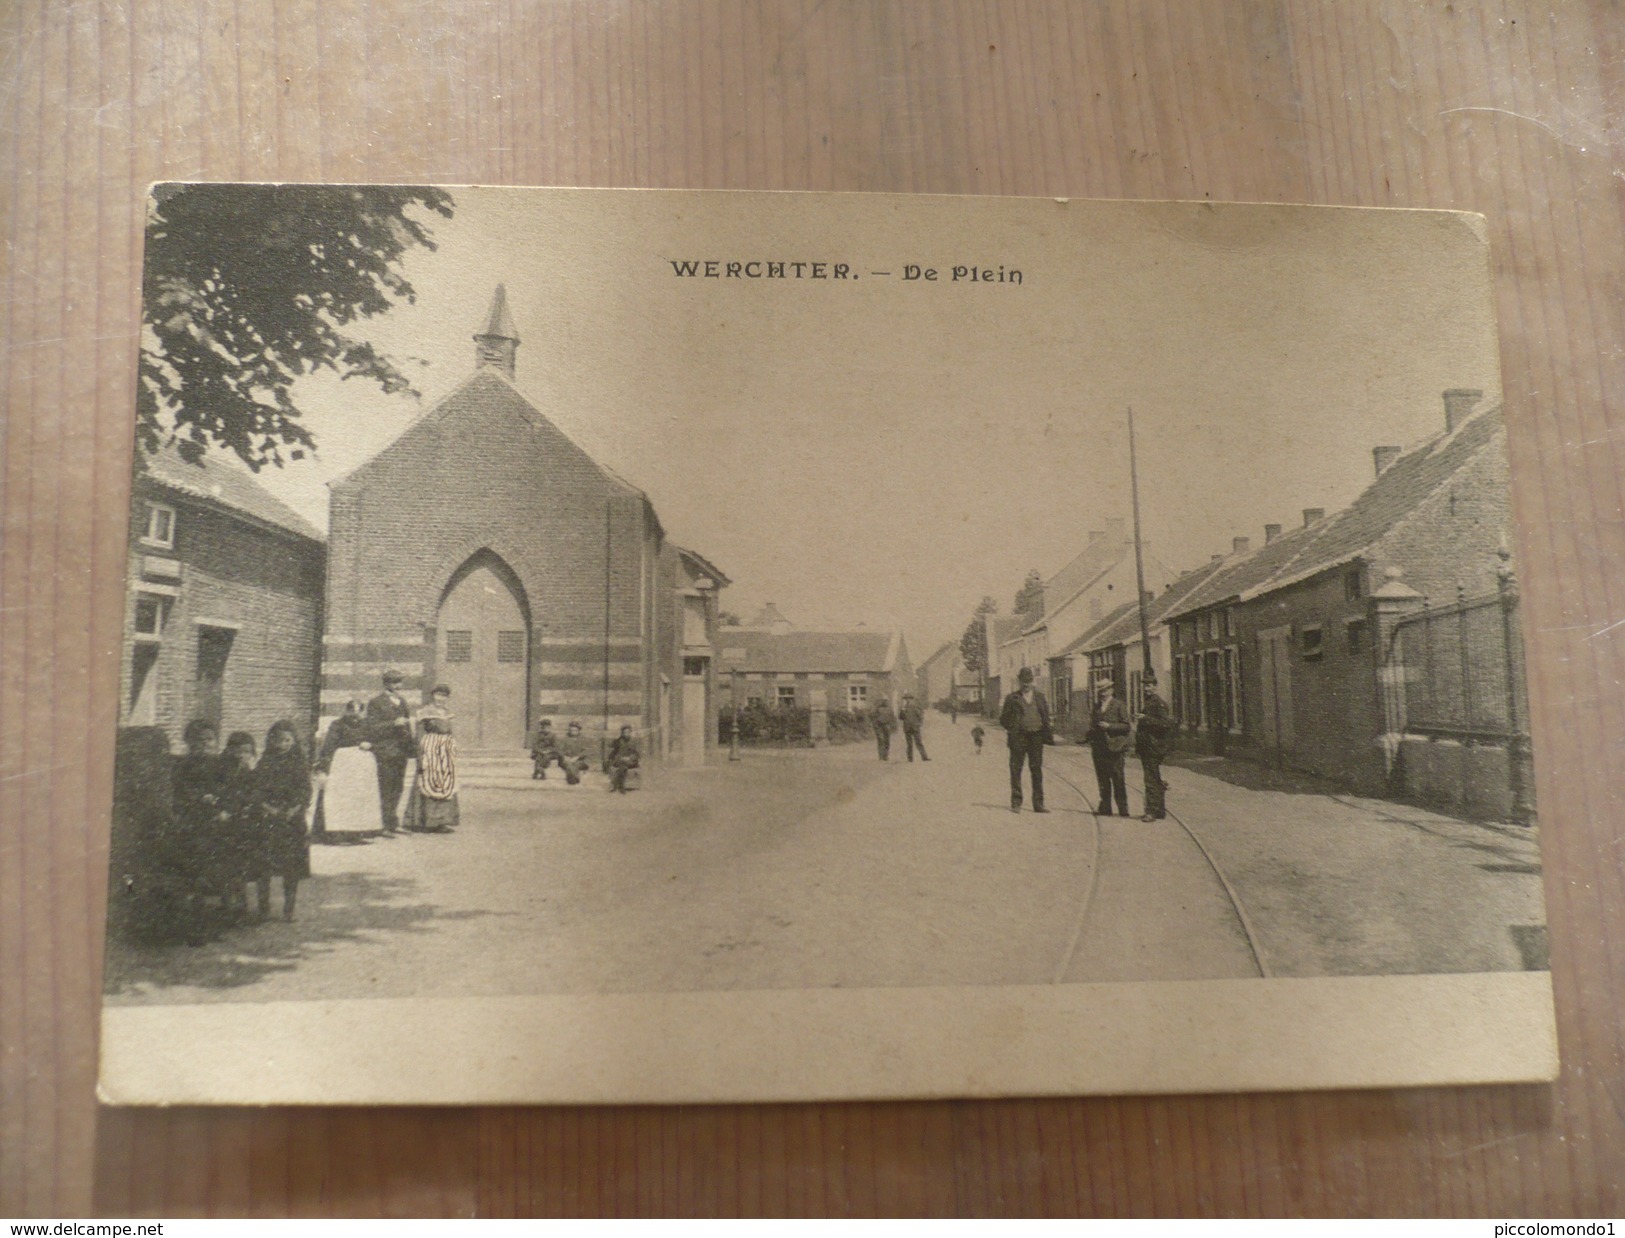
365 669 415 834
871 697 897 761
999 667 1053 813
1086 680 1133 816
899 693 930 762
1136 672 1175 821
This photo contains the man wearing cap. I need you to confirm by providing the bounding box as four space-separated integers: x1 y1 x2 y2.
1087 679 1133 817
1135 672 1175 821
998 667 1053 813
366 669 415 834
899 693 930 762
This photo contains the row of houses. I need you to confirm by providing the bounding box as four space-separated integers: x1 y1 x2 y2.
973 390 1532 822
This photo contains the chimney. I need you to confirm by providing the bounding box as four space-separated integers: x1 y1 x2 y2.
1443 388 1483 432
1232 536 1251 555
473 284 520 379
1373 445 1403 477
1210 553 1224 564
1303 508 1325 527
1264 523 1282 544
1105 516 1128 543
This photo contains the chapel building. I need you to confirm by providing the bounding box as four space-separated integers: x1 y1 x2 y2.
321 287 728 764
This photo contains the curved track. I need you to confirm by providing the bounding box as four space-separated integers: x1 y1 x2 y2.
1044 750 1272 981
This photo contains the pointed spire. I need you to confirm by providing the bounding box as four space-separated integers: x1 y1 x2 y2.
473 284 520 379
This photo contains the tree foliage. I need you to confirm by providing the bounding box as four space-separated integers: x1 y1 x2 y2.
959 595 998 675
138 183 455 470
1014 568 1045 616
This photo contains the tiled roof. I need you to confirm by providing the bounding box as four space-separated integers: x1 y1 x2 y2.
674 545 731 588
139 442 325 543
987 614 1026 647
1161 400 1504 618
917 640 958 673
1056 555 1231 656
716 629 900 674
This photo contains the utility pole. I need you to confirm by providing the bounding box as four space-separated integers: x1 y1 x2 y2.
1128 406 1153 675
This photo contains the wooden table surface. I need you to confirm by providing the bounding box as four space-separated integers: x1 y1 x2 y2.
3 0 1621 1217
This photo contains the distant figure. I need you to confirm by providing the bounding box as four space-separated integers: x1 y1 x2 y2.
254 720 312 921
999 667 1053 813
312 699 379 839
608 724 641 793
557 721 592 786
366 669 415 834
900 693 930 762
950 699 959 724
1086 681 1132 817
1136 673 1174 822
405 685 460 832
970 724 986 755
871 698 897 761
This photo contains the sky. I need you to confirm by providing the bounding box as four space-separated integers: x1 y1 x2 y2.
243 188 1502 661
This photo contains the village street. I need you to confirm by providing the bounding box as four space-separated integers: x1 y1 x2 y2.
103 721 1546 1006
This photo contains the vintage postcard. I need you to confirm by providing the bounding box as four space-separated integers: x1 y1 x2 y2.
99 186 1555 1104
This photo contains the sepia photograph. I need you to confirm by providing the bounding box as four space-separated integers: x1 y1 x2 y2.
99 185 1554 1104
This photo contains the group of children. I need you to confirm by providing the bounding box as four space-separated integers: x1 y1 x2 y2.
155 717 313 944
529 719 643 793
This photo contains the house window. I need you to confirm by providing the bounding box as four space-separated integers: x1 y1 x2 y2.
847 684 869 710
746 695 763 708
1345 618 1367 654
445 630 473 663
1220 609 1232 639
141 502 176 549
1300 624 1324 660
132 591 168 639
496 631 525 663
1344 569 1363 602
777 685 797 708
684 656 708 678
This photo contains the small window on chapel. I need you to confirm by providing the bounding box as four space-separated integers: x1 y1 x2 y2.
445 631 473 663
496 631 525 663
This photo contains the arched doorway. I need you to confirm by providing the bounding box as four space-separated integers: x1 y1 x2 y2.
436 551 530 752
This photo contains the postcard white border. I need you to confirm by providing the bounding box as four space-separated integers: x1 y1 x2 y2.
100 972 1556 1105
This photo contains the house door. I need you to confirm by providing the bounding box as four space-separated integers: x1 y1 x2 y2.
437 555 529 752
682 658 708 766
1256 626 1295 764
194 625 235 733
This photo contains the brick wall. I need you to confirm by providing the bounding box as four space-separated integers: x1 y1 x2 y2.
121 482 324 751
323 370 669 744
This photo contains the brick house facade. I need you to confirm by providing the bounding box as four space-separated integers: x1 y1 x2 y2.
1163 393 1515 797
322 287 726 762
121 444 325 749
717 627 913 716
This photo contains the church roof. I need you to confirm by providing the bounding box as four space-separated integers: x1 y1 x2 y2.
140 441 325 543
330 368 648 505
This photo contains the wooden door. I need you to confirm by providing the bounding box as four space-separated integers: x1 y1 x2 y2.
1256 626 1295 763
437 559 528 751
